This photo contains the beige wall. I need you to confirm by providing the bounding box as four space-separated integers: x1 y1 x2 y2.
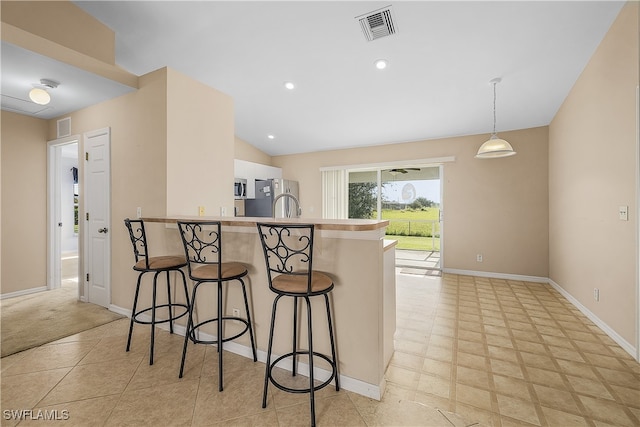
234 136 273 165
1 111 49 294
549 1 639 346
273 126 550 277
166 68 235 217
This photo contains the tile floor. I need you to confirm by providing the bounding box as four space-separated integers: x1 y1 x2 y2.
2 272 639 426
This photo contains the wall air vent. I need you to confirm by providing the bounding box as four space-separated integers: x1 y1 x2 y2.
57 117 71 138
356 6 396 42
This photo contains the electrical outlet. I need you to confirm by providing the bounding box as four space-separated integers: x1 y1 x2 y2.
220 207 226 216
136 207 142 218
198 206 205 216
232 308 241 324
594 288 600 301
476 254 483 262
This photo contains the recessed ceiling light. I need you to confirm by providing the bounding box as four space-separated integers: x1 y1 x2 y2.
284 82 295 90
267 134 275 140
374 59 388 70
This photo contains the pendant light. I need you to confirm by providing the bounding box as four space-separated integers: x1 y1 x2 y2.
475 77 516 159
29 79 59 105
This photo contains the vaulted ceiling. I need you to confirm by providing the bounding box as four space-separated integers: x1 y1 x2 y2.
1 1 625 156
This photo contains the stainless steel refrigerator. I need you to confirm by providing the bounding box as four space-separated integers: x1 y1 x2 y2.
244 179 300 218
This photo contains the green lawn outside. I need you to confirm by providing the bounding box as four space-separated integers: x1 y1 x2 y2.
376 208 441 251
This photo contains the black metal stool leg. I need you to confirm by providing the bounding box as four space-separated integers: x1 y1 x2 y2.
292 296 298 377
217 281 224 392
179 282 198 378
305 296 316 427
166 270 174 334
240 279 257 362
150 271 160 365
325 294 339 390
127 273 144 352
262 294 281 408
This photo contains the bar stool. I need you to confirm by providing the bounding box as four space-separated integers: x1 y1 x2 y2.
256 222 339 427
124 218 190 365
177 221 257 391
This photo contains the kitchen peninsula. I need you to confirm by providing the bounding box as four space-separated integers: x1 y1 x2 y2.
142 215 396 399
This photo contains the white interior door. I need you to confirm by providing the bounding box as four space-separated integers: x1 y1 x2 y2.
84 128 111 308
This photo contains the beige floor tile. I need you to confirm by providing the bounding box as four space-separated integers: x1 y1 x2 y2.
547 345 586 363
384 364 421 389
485 334 515 349
455 383 493 411
493 374 531 401
78 334 147 366
540 406 589 426
555 359 599 380
421 358 452 379
416 373 450 399
456 366 491 390
518 351 555 370
496 394 541 426
595 366 640 389
389 351 425 372
106 379 199 426
1 368 71 415
456 351 487 370
276 394 366 427
1 340 99 376
394 339 428 356
609 383 640 408
514 340 547 354
583 352 628 371
540 333 574 349
490 359 524 380
566 375 615 400
39 357 141 406
525 366 566 388
209 409 279 426
193 365 272 425
532 383 581 413
578 395 638 426
452 402 498 426
19 395 120 427
456 339 486 355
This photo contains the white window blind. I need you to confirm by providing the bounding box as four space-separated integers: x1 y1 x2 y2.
321 169 348 219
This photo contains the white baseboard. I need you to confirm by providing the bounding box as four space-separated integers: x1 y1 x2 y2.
547 279 636 359
110 304 383 400
0 286 47 300
442 268 548 283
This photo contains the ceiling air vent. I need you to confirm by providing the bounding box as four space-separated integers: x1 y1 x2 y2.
357 6 396 42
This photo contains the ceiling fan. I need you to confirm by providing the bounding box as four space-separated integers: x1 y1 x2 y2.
387 168 420 175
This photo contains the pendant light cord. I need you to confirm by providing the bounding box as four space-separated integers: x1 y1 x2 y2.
492 81 497 136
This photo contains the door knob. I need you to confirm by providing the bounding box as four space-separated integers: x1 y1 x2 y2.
98 227 109 233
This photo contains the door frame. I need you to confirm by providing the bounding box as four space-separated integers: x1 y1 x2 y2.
47 136 80 297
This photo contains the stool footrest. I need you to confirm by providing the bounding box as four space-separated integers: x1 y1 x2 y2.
187 317 251 345
268 351 337 394
132 303 189 325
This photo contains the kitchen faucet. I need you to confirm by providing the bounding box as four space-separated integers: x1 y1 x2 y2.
272 193 301 218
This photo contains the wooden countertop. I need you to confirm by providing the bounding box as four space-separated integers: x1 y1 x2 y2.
142 215 389 232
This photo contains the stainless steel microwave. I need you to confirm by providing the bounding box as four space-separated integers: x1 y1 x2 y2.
234 178 247 199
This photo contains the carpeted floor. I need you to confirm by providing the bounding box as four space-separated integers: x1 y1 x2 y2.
1 283 123 357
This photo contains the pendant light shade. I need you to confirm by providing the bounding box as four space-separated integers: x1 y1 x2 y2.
476 78 516 159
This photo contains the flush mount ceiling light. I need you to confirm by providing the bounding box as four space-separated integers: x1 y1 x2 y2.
284 82 295 90
29 79 59 105
475 77 516 159
267 134 275 140
374 59 388 70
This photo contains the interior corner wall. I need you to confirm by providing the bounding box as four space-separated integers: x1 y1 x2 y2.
1 111 49 294
234 136 273 165
273 126 549 278
548 1 639 348
165 68 235 218
46 68 169 308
